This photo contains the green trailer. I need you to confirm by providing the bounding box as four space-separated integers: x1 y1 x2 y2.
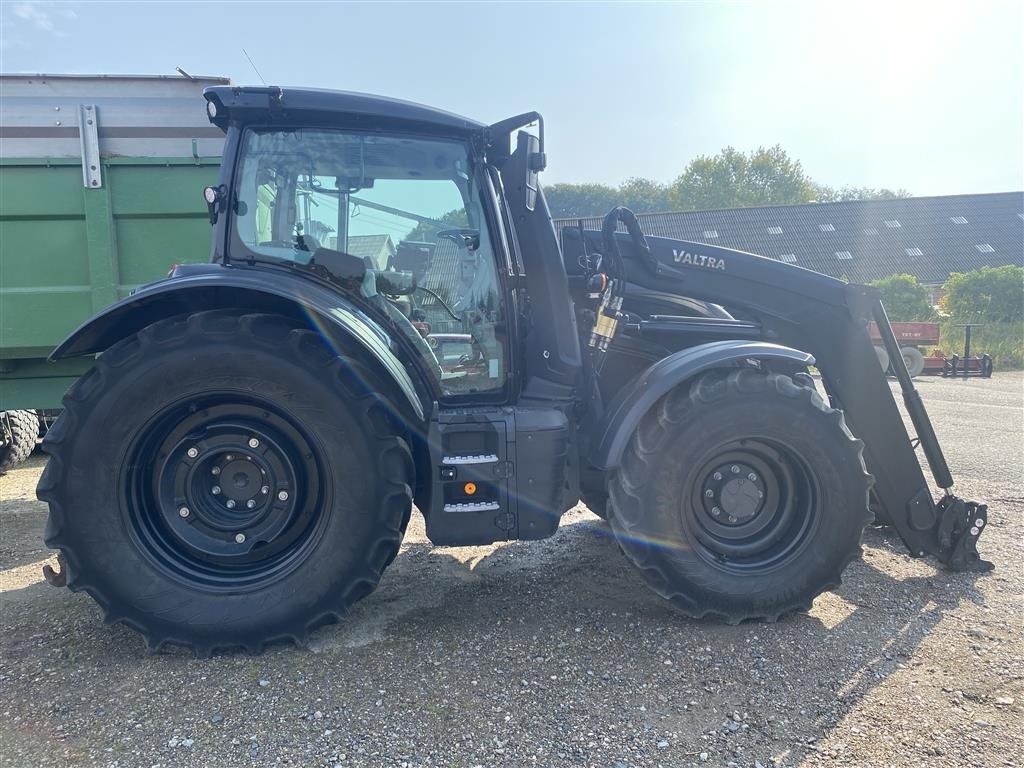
0 73 227 412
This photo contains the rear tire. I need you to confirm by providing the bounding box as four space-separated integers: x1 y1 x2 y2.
608 369 871 623
37 311 414 655
900 346 926 378
0 410 38 473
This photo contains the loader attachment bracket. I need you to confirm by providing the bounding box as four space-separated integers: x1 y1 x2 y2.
936 496 993 572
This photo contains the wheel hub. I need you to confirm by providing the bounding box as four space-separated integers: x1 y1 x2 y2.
685 439 818 572
210 454 267 510
167 426 294 542
702 462 766 523
125 399 324 590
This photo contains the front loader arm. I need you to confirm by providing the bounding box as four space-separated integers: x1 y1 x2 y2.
797 286 991 572
562 227 992 572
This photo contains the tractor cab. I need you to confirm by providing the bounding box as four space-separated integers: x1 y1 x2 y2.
205 88 522 403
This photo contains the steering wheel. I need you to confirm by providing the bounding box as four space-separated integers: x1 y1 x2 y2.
295 232 321 252
436 228 480 251
257 234 321 252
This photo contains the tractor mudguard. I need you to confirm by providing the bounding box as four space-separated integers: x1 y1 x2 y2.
589 340 813 471
50 263 427 421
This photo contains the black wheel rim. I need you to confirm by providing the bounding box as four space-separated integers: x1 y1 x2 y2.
123 396 329 591
684 438 819 574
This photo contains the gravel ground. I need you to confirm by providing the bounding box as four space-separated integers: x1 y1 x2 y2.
1 373 1021 768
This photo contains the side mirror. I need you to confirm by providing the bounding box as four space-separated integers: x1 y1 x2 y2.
486 110 545 170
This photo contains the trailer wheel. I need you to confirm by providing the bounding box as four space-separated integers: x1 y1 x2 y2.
0 410 39 473
37 311 414 656
608 369 871 623
874 345 890 373
900 346 925 378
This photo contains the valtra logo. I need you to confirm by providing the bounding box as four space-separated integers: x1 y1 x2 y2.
672 248 726 270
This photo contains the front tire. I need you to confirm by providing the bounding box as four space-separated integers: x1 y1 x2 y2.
608 369 871 623
38 311 414 655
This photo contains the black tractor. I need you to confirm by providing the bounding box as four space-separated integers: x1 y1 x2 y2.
38 86 991 655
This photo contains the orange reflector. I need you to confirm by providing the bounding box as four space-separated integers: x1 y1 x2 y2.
464 482 477 495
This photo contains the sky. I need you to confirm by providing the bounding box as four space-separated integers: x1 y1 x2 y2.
2 1 1022 196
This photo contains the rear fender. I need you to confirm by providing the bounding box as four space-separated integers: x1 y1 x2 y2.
589 340 813 470
51 263 428 422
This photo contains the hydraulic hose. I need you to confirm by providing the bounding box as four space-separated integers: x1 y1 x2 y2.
589 207 653 367
601 206 654 292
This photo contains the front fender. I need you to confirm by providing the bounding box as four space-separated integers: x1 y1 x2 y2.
51 263 428 421
589 340 814 470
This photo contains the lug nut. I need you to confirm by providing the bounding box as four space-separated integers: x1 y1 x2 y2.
747 473 758 482
211 466 221 476
186 447 199 458
713 472 722 481
246 499 256 509
260 485 269 495
226 499 236 509
974 518 984 528
731 465 740 474
704 489 714 498
212 485 221 495
728 515 738 523
277 490 289 502
248 437 260 448
178 506 190 518
711 506 721 516
970 526 979 536
758 491 764 498
226 454 233 461
235 533 246 544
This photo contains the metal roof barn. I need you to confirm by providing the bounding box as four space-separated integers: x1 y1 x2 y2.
555 192 1024 285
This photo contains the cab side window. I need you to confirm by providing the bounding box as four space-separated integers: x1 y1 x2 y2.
233 129 507 396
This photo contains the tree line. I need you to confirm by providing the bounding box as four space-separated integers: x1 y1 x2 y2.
870 267 1023 324
545 145 910 218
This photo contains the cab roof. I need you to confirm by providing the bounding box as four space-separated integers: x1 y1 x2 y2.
204 85 485 135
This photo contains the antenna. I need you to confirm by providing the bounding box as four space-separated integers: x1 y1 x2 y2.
241 48 267 86
175 67 196 82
